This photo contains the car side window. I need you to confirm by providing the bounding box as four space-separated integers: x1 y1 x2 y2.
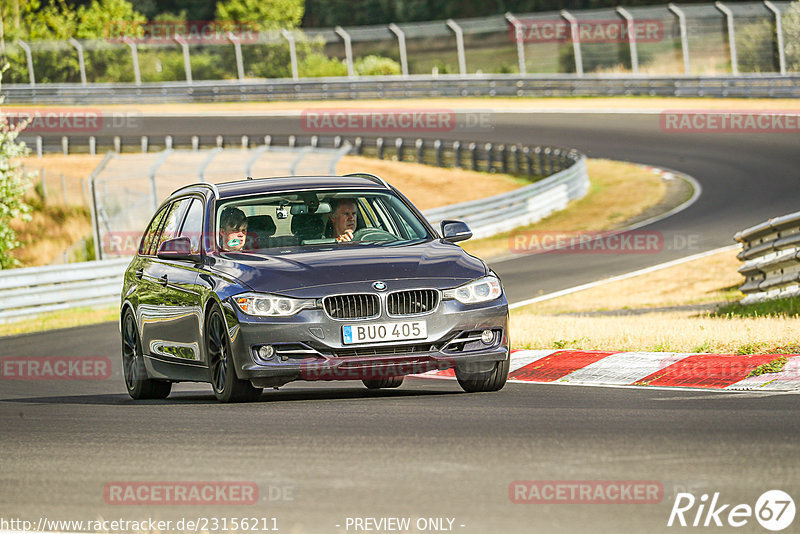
153 198 192 255
178 198 204 255
138 206 169 256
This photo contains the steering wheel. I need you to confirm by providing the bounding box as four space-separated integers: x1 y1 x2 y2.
351 227 396 242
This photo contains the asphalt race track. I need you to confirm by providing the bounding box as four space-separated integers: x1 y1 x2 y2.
2 111 799 533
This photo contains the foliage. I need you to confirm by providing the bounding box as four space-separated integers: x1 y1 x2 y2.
786 1 800 72
215 0 304 30
298 52 347 77
355 55 401 76
737 19 778 73
0 66 32 269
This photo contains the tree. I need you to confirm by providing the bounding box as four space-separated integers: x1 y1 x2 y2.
215 0 304 30
786 1 800 72
0 66 31 269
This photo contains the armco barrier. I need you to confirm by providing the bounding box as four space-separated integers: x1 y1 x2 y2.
0 143 588 321
735 210 800 304
5 75 800 105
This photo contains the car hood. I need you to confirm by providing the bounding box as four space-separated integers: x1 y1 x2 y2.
206 240 487 295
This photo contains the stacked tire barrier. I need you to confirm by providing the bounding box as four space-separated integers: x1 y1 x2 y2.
735 210 800 304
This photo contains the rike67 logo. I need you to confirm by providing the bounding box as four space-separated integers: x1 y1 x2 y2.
668 490 795 531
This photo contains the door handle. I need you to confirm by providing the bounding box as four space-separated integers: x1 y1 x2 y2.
159 274 169 286
135 269 144 279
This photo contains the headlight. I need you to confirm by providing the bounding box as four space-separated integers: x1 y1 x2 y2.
443 275 503 304
233 293 317 317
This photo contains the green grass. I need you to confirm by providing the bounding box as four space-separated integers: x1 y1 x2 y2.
747 356 788 378
715 296 800 319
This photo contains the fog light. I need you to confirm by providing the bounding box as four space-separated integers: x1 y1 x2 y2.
480 330 494 345
258 345 275 360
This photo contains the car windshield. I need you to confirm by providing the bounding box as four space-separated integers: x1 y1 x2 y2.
215 189 432 252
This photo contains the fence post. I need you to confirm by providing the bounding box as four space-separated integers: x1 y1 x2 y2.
434 139 443 167
354 137 363 155
764 1 787 75
89 136 96 156
388 23 409 77
36 136 43 157
191 136 199 151
505 13 527 75
669 4 691 75
469 142 478 171
16 40 35 86
395 138 403 161
165 135 173 150
715 2 739 75
288 135 296 147
511 145 520 174
281 29 300 81
334 135 342 148
377 137 385 159
68 38 87 85
560 10 583 76
141 136 149 153
310 135 319 147
175 35 193 83
616 7 639 75
446 19 467 75
113 136 121 153
61 136 69 155
123 37 142 85
416 138 425 164
227 32 246 81
523 146 533 176
453 140 462 168
264 135 272 148
335 26 355 78
485 143 494 172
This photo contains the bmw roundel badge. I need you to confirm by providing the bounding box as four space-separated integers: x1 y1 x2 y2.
372 281 387 291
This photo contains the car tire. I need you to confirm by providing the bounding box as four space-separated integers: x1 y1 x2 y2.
206 304 263 403
121 310 172 400
362 376 404 389
456 357 509 393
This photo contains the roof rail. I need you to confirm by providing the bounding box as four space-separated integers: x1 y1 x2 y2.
169 182 220 198
343 172 391 189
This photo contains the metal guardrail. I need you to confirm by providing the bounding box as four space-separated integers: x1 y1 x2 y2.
735 210 800 304
5 74 800 105
0 141 587 321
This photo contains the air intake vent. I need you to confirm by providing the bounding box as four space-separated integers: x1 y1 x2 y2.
387 289 439 316
324 294 380 319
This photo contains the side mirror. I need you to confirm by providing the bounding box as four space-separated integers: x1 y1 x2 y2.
157 237 199 262
441 220 472 243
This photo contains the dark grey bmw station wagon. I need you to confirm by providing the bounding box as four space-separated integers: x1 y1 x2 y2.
121 173 509 402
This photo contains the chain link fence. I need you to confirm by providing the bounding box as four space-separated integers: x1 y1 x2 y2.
3 2 798 86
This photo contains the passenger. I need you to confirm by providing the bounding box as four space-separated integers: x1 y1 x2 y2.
219 207 248 251
329 198 357 242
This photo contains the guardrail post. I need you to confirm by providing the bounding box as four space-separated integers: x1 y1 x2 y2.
281 29 300 81
191 136 199 151
310 135 318 147
227 32 246 81
174 36 193 83
510 145 520 174
553 148 563 172
335 26 355 78
545 147 553 175
165 135 173 150
560 11 583 76
141 136 149 153
36 136 43 157
288 135 296 147
113 136 121 153
123 37 142 85
453 141 462 168
616 7 639 75
764 1 787 75
434 139 443 167
16 40 35 86
446 19 467 75
334 136 342 148
469 142 478 171
264 135 272 148
416 138 425 164
668 4 691 75
388 23 409 77
500 145 509 174
89 136 96 155
535 147 543 175
394 137 403 161
61 136 69 155
523 146 533 176
68 38 87 85
715 2 739 75
505 13 527 75
485 143 494 172
377 137 385 159
354 137 363 155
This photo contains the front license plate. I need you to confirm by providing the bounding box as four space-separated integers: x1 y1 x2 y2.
342 321 427 345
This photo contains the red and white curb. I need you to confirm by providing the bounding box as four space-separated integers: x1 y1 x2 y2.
421 350 800 391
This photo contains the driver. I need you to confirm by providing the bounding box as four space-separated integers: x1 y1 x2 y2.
329 198 357 242
219 207 248 251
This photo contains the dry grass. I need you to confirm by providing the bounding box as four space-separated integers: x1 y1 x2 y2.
511 248 800 354
12 97 798 113
336 155 524 210
461 159 667 259
10 203 92 267
0 306 119 337
20 154 103 206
